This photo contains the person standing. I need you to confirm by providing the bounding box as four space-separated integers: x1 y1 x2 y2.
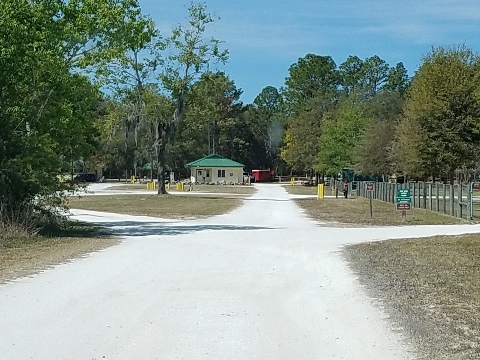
343 180 349 199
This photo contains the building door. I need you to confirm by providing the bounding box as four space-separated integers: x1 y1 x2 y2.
197 170 205 183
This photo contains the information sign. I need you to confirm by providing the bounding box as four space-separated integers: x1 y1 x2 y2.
396 203 411 211
396 188 412 204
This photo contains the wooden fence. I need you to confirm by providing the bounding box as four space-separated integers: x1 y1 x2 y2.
333 180 474 220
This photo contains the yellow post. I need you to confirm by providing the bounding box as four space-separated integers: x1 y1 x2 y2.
317 184 325 199
167 183 170 190
146 182 150 190
131 176 135 184
291 177 295 186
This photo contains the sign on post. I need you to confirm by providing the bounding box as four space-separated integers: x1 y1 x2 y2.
366 182 374 192
396 188 412 203
396 203 411 211
395 188 412 220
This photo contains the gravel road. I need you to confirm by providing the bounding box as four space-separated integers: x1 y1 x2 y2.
2 184 480 359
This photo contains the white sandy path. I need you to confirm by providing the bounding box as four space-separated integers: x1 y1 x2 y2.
2 184 480 360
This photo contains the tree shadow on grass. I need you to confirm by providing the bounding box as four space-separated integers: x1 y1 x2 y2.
39 220 104 239
91 220 276 237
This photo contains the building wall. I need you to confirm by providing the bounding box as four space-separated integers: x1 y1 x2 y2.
190 168 212 183
211 167 243 184
190 167 243 184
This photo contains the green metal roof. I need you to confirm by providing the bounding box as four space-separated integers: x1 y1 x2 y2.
186 154 245 168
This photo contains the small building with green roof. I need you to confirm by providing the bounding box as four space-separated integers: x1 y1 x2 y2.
186 154 245 184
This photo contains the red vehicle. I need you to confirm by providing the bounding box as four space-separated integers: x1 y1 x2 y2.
251 169 275 182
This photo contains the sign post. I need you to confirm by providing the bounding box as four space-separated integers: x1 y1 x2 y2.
395 188 412 221
366 182 374 217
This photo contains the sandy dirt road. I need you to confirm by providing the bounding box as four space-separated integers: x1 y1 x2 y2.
2 184 480 360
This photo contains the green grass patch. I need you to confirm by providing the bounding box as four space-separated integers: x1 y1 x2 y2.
282 184 318 195
107 183 256 195
345 235 480 359
68 194 243 219
294 197 465 226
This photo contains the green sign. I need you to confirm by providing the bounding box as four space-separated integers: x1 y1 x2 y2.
396 188 412 204
397 189 411 197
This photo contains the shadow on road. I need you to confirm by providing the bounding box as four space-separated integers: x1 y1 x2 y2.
94 221 275 237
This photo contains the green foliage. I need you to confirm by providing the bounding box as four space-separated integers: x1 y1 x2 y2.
398 45 480 178
361 55 389 97
0 0 144 219
281 96 331 172
316 100 371 175
355 92 404 176
159 3 229 100
283 54 339 111
339 55 364 95
250 86 285 169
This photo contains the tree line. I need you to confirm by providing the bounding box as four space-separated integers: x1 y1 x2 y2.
2 0 480 230
279 47 480 183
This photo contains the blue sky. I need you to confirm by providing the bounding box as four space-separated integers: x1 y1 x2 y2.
139 0 480 103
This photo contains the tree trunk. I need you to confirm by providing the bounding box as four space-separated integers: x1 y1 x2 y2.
156 147 167 194
155 132 168 195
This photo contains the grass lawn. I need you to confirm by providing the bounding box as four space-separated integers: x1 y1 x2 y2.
344 235 480 360
294 197 465 226
282 184 319 196
0 222 117 284
68 194 243 219
107 183 256 195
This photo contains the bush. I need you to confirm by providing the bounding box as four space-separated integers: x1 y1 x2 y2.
0 196 68 246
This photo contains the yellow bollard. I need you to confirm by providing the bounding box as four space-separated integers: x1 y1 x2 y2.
167 183 170 190
291 177 295 186
317 184 325 199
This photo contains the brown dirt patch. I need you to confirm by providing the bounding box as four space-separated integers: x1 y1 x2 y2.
0 223 118 284
344 235 480 359
294 198 465 226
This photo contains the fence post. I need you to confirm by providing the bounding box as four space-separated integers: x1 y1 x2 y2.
436 183 440 212
450 185 455 216
422 183 427 209
468 183 473 220
417 183 421 208
457 185 463 219
428 183 433 210
442 184 446 214
412 183 416 207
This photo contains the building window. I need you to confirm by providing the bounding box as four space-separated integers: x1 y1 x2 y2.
230 173 233 177
206 170 210 177
218 169 225 178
